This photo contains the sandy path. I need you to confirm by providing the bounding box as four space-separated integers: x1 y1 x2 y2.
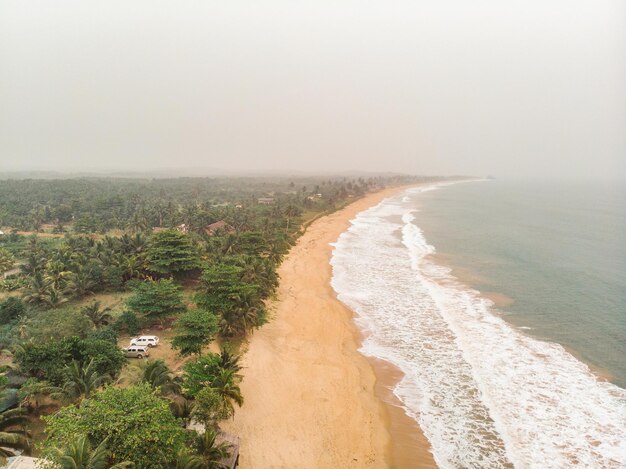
222 186 436 468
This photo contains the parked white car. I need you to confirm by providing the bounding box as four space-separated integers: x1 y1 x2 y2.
123 346 150 359
129 335 160 347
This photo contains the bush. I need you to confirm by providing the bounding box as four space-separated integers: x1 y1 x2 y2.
114 310 140 336
0 297 26 324
87 325 119 344
14 336 125 386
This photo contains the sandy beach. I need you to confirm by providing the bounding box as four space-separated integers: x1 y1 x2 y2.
222 186 437 468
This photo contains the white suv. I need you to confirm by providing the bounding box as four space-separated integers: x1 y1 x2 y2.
129 335 160 347
123 346 150 359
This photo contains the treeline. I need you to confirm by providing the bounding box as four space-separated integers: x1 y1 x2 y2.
0 175 433 232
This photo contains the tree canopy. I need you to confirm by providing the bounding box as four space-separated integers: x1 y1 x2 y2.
171 308 219 357
126 278 186 324
146 229 201 276
14 336 125 386
42 383 187 468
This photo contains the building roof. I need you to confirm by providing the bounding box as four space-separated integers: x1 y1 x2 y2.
215 432 240 469
6 456 43 469
205 220 234 235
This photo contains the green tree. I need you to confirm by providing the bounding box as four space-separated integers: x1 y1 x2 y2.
208 368 244 420
64 264 98 298
51 359 111 402
0 407 30 464
0 248 14 275
236 231 269 257
140 359 179 395
182 354 243 420
193 428 232 469
114 311 140 336
126 279 186 324
42 384 187 468
181 354 222 397
14 337 125 386
195 264 248 311
174 451 203 469
55 435 133 469
81 301 113 329
146 230 201 276
0 296 26 324
169 397 195 429
171 309 219 357
191 387 223 427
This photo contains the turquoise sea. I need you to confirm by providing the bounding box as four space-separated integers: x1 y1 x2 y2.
416 180 626 388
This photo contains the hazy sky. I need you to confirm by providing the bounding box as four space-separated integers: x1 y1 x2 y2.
1 1 624 179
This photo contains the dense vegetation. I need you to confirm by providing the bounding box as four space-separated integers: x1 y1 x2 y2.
0 174 439 467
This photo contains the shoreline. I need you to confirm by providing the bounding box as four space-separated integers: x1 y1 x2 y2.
221 185 436 468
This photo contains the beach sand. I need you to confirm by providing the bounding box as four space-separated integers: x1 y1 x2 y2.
221 187 437 468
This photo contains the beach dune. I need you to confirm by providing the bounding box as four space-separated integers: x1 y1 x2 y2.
222 187 435 468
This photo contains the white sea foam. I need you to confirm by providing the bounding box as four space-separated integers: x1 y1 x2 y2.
330 185 626 469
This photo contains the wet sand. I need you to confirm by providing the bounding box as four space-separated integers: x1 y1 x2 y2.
221 186 437 468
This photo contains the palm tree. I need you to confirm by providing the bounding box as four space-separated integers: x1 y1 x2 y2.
194 428 232 469
117 360 179 396
226 290 263 333
43 286 69 308
169 397 195 428
217 348 242 374
52 359 110 401
210 369 243 419
220 234 239 256
20 252 45 276
0 407 30 463
22 271 53 304
283 204 300 231
56 435 132 469
218 310 245 338
81 301 113 329
0 248 15 276
126 211 150 234
142 360 180 395
65 266 97 298
174 450 203 469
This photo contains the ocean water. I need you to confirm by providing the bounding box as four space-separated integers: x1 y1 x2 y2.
330 180 626 468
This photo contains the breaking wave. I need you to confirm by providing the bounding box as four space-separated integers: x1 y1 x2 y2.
330 185 626 468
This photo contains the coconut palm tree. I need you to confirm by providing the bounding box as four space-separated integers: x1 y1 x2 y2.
218 310 245 338
217 348 242 375
81 301 113 329
64 266 97 298
142 360 180 395
0 248 15 276
194 428 232 469
22 272 53 304
283 204 300 231
210 369 243 419
174 450 203 469
52 359 110 402
117 360 179 396
169 397 195 429
0 407 30 463
56 435 132 469
43 286 69 308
